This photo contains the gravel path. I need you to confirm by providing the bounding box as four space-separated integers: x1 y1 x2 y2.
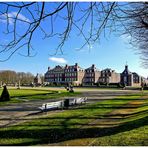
0 89 142 127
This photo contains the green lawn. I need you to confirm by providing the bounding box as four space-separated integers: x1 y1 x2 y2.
0 93 147 146
0 88 54 96
0 88 81 105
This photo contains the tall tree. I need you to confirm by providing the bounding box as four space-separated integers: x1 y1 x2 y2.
0 2 148 66
120 2 148 67
0 70 34 85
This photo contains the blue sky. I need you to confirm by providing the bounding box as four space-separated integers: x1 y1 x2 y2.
0 2 147 77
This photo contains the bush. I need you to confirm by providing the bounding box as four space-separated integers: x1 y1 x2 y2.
144 86 148 90
96 83 100 87
0 85 10 101
117 83 123 88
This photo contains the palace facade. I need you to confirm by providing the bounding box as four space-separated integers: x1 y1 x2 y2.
120 65 147 87
44 63 147 86
44 63 85 86
99 68 120 84
83 64 100 85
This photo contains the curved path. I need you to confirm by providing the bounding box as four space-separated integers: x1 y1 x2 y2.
0 88 142 127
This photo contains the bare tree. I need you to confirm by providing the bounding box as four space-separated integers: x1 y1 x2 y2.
0 2 148 67
0 70 34 85
0 2 117 60
119 2 148 67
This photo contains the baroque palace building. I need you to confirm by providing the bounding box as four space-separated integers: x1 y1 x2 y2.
83 64 101 85
120 65 148 86
99 68 120 84
44 63 85 86
44 63 148 86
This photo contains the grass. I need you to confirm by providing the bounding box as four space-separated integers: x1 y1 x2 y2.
0 100 123 145
0 88 53 97
0 88 81 106
0 93 147 146
0 89 148 146
56 95 148 146
91 125 148 146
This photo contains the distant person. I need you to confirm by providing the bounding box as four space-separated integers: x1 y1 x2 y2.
69 85 74 93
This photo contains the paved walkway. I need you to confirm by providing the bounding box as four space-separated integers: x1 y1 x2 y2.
0 89 142 127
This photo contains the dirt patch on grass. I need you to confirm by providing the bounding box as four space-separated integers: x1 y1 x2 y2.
128 101 145 105
80 99 147 129
51 99 147 146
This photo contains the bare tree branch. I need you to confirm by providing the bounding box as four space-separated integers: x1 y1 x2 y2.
0 2 148 68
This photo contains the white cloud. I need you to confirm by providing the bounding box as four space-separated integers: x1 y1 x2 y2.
49 57 67 64
0 12 30 24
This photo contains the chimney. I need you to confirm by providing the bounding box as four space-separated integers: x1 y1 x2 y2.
75 63 78 66
48 67 50 71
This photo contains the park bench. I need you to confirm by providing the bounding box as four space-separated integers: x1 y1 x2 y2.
64 97 87 107
39 97 88 111
69 98 76 105
39 101 63 111
75 97 87 104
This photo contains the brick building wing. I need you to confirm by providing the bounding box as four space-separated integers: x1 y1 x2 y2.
44 63 147 87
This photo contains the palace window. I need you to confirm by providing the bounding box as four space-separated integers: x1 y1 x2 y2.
124 77 127 82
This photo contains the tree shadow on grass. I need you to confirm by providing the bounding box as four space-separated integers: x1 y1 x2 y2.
1 101 147 111
0 114 147 146
0 109 147 121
